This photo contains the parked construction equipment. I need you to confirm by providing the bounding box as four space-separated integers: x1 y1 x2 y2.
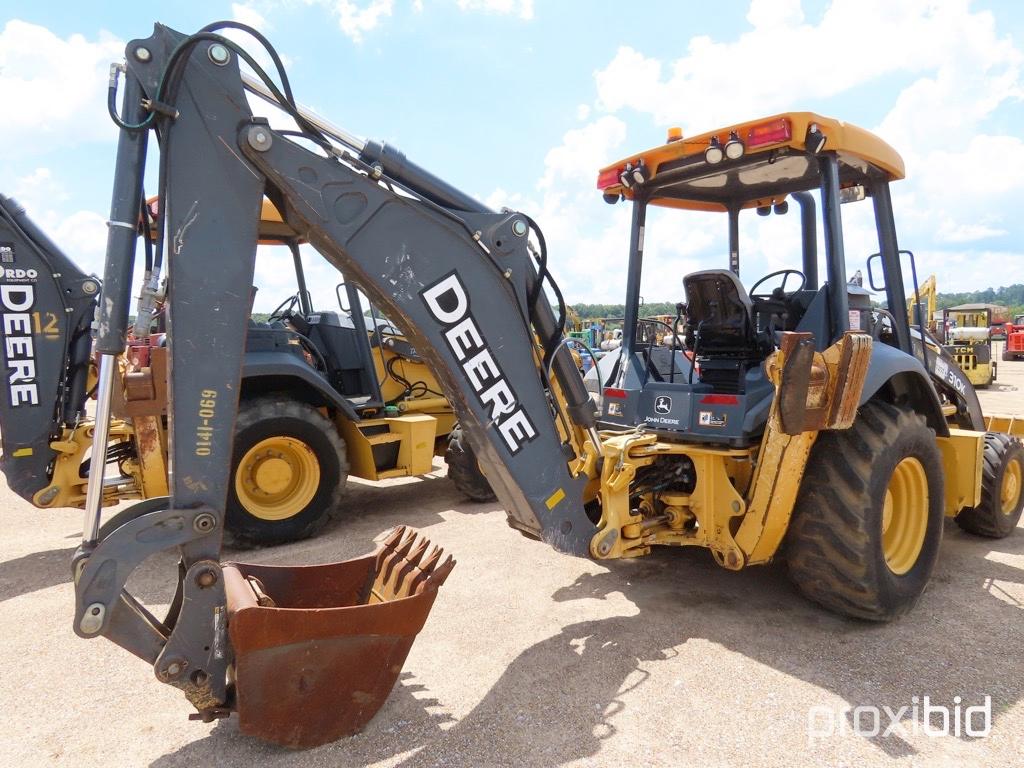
0 21 1020 747
1005 314 1024 361
0 194 491 545
942 304 996 387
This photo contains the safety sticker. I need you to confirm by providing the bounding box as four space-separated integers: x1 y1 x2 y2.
698 410 727 427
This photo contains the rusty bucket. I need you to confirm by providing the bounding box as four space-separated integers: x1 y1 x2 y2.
223 526 454 748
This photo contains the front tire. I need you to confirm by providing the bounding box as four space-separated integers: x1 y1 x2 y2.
955 433 1024 538
445 426 496 502
226 397 347 546
786 401 945 621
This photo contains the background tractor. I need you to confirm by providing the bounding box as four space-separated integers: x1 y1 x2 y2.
941 304 996 387
0 194 491 546
1004 314 1024 361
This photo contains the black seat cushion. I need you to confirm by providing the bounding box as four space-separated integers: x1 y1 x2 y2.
683 270 759 356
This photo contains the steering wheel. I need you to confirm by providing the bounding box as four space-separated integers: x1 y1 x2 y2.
267 293 300 322
749 269 806 302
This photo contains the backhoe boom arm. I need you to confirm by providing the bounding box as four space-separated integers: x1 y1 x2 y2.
73 21 599 719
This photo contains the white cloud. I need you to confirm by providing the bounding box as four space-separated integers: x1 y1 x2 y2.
456 0 534 20
227 4 294 77
594 0 1020 132
333 0 394 43
537 116 627 191
0 20 124 149
11 168 107 276
937 222 1007 243
13 168 69 209
538 0 1024 299
50 210 108 276
232 2 271 31
746 0 803 28
255 0 531 45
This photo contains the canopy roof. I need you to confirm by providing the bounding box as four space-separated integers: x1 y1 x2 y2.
596 112 905 213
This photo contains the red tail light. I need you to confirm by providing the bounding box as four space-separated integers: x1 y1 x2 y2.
596 167 622 190
604 387 628 399
747 118 792 148
700 394 739 405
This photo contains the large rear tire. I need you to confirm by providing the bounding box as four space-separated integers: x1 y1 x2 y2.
786 401 945 621
955 433 1024 538
444 426 496 502
226 397 347 546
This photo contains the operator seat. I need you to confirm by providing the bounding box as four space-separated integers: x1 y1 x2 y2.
683 269 771 393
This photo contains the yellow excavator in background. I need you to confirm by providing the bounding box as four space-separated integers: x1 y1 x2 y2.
907 273 938 334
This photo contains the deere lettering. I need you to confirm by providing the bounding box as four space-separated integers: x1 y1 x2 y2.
0 284 39 406
421 273 537 454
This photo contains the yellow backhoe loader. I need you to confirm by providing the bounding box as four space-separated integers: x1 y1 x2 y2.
0 20 1020 748
0 195 493 546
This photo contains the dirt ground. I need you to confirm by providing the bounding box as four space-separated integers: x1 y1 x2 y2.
1 349 1022 767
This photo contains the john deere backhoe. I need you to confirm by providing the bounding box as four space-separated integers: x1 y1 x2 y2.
0 193 493 546
0 20 1021 748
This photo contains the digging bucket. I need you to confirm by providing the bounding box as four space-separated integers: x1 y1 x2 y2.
223 526 454 748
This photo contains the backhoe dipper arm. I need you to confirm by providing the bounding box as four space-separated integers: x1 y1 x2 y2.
74 21 598 715
74 24 264 711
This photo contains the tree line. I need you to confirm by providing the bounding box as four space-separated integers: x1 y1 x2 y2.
934 284 1024 319
574 284 1024 324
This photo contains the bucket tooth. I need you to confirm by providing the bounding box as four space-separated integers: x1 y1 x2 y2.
426 555 455 590
390 536 431 595
381 525 407 549
406 536 430 568
377 528 418 590
222 527 454 748
409 547 444 592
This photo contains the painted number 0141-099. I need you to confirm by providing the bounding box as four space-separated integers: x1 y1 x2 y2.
195 389 217 456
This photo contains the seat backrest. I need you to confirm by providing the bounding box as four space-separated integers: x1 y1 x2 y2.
683 270 757 355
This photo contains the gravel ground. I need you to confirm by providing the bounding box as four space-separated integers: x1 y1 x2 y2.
1 350 1021 767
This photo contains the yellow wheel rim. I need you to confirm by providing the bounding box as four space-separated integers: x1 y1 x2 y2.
1001 457 1022 516
881 457 929 575
235 436 320 521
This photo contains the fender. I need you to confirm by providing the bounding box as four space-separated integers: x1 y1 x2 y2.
859 343 950 436
241 350 361 423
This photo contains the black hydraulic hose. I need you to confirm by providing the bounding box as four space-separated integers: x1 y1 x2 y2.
669 303 683 383
520 213 566 366
197 21 296 103
688 320 704 385
129 23 333 274
107 21 329 142
139 192 153 274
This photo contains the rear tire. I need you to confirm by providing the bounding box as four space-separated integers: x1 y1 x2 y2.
955 434 1024 538
786 401 945 621
445 426 496 502
226 397 347 546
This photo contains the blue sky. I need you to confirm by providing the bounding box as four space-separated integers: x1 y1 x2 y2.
2 0 1022 311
